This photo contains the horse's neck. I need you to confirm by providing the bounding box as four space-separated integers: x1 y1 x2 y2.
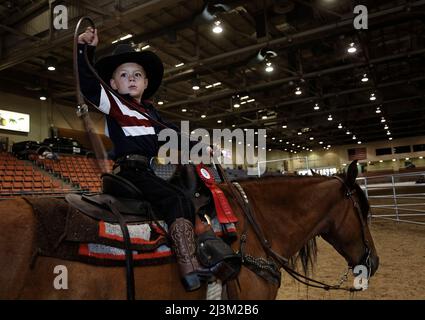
236 177 337 258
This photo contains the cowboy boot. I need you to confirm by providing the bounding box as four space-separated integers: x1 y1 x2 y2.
169 218 202 291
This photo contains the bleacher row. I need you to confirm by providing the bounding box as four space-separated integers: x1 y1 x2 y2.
1 151 234 197
0 152 71 195
36 156 114 192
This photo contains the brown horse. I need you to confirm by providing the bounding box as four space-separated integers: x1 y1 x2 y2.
0 160 378 299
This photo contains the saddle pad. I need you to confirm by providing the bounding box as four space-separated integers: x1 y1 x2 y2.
24 197 174 267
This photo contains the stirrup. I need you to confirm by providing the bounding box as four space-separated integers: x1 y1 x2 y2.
182 272 201 292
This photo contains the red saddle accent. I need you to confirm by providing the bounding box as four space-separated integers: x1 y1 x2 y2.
196 164 238 224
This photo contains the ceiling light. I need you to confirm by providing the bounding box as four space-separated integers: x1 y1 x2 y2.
358 141 362 144
141 44 150 50
297 131 302 135
381 117 386 123
309 137 314 141
175 62 185 67
379 160 383 163
346 130 351 135
347 42 357 53
338 123 343 129
201 114 206 118
120 34 133 41
39 95 47 101
45 56 57 71
388 137 393 140
212 20 223 34
419 156 423 159
405 158 410 161
319 141 323 145
327 114 333 121
265 61 274 73
295 87 302 95
327 145 331 148
192 78 200 90
262 115 267 120
282 124 287 129
392 159 396 162
181 108 187 112
352 135 357 140
233 102 240 108
361 74 369 82
387 131 391 135
217 120 222 123
376 107 381 114
370 93 376 101
314 103 320 110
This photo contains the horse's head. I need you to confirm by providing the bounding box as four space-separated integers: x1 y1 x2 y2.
321 160 379 277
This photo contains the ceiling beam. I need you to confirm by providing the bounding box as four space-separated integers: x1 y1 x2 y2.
0 0 186 71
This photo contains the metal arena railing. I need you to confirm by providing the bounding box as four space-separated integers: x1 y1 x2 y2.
356 171 425 226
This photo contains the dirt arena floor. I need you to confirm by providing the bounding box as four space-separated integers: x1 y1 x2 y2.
277 206 425 300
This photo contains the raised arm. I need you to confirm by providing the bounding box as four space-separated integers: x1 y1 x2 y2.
77 28 103 108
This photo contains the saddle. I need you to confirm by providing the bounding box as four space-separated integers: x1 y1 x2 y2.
65 173 155 223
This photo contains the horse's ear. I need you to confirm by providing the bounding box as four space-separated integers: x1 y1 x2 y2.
346 160 358 187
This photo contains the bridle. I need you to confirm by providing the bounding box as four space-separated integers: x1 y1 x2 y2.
333 176 372 281
215 167 373 293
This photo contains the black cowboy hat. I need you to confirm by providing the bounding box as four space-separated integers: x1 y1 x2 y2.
94 44 163 99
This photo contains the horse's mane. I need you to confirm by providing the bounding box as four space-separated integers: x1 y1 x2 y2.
354 183 370 220
289 238 318 276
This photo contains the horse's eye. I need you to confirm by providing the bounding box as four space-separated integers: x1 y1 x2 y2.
194 192 200 198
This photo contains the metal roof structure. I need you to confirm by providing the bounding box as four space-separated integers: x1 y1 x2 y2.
0 0 424 152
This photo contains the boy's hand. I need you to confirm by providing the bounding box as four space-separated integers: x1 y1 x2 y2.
78 27 98 46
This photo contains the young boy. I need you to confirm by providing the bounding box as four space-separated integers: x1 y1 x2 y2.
77 28 239 291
